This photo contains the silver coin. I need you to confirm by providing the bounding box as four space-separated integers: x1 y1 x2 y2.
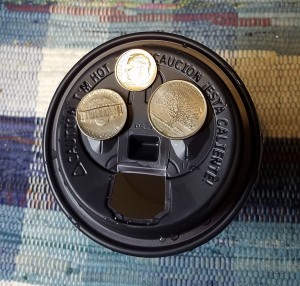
148 80 207 139
76 89 127 140
115 49 157 91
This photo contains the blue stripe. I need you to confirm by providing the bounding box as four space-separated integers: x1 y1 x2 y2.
0 5 50 47
0 117 36 207
0 6 50 281
0 206 24 280
237 138 300 223
0 119 36 279
159 222 300 286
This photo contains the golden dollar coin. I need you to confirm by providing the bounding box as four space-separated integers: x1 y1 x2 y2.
115 49 157 91
76 89 127 140
148 80 207 140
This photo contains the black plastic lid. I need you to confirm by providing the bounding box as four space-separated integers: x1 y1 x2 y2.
43 32 262 257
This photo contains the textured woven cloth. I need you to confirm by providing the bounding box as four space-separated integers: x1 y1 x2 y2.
0 1 299 285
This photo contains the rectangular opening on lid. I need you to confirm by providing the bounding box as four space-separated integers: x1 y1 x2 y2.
128 134 159 162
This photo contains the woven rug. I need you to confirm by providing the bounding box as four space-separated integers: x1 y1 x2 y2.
0 1 299 285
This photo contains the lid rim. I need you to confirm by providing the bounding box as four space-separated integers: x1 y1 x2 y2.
43 32 262 257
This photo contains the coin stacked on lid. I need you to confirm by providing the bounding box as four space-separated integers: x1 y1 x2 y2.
76 49 207 141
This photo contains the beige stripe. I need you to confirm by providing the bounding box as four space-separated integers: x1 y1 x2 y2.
37 48 300 138
219 50 300 138
36 48 88 118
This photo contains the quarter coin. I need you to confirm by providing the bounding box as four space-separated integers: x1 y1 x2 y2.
115 49 157 91
76 89 127 140
148 80 207 139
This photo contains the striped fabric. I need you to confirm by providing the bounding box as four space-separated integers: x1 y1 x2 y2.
0 1 299 285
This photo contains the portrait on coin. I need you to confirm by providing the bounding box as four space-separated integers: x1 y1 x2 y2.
125 53 151 82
